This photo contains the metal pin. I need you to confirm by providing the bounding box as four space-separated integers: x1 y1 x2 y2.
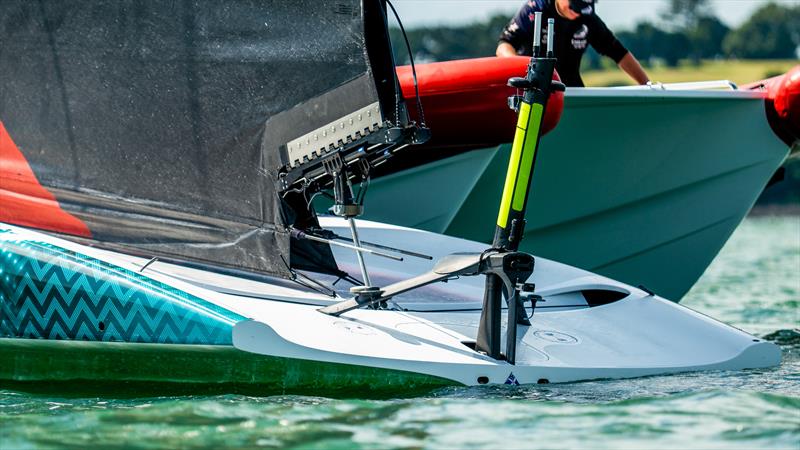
532 11 542 57
140 256 159 272
348 218 372 286
546 18 555 57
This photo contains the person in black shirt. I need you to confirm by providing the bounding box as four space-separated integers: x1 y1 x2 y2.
496 0 650 87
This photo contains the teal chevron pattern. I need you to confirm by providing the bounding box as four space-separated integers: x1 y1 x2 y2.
0 233 245 345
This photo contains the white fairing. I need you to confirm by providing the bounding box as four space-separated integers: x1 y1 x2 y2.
232 217 780 385
2 220 781 386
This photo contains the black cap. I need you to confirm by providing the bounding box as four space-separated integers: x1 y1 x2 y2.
569 0 595 15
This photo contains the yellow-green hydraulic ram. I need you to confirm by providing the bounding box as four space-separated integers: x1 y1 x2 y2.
495 100 545 241
476 16 566 360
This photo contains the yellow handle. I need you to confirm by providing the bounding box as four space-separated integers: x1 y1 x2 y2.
496 102 544 228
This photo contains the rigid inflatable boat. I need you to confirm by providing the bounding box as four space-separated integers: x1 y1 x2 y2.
352 58 796 301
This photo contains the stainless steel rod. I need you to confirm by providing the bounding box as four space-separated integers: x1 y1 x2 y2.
358 239 433 260
348 218 372 286
298 231 403 262
546 18 555 56
533 11 542 56
332 235 432 260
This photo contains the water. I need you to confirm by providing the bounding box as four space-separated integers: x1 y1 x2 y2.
1 216 798 449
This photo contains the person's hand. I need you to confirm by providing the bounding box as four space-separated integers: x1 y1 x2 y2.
496 42 518 57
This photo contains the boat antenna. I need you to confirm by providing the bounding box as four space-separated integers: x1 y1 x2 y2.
385 0 426 127
532 12 542 58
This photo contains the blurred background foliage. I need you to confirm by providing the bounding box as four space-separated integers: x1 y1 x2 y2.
389 1 799 74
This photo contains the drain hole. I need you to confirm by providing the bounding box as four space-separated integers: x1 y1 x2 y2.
98 321 105 331
477 376 489 384
537 378 549 384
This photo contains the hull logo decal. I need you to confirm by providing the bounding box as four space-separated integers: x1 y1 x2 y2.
504 372 520 385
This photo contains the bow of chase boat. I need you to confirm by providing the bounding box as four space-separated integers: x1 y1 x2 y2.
0 1 780 396
355 58 797 301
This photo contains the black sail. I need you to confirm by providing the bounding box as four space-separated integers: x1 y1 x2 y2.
0 0 403 279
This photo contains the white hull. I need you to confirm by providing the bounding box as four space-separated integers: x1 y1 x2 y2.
0 219 781 389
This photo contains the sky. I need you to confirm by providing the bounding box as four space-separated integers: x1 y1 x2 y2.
391 0 800 30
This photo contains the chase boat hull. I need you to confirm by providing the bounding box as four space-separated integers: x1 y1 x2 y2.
356 86 790 301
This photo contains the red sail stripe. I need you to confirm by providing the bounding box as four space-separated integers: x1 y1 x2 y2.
0 121 91 237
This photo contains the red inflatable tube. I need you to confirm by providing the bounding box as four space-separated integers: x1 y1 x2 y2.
743 65 800 147
397 56 564 151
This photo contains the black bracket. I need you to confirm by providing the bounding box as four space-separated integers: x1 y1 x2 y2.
508 76 565 94
323 154 363 218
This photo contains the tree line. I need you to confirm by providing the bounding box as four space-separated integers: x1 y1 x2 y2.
390 1 800 67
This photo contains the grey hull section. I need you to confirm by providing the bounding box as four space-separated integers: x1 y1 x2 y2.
356 89 789 300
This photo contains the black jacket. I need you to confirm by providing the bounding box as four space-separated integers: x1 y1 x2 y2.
499 0 628 87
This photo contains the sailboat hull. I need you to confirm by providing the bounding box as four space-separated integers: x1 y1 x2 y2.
0 339 451 397
0 220 781 396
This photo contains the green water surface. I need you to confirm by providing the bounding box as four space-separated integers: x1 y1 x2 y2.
1 216 798 449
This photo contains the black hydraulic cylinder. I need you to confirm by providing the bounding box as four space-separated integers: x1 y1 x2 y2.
476 274 504 358
506 290 519 364
492 58 557 252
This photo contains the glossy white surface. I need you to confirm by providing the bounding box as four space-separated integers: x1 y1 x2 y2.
1 221 781 386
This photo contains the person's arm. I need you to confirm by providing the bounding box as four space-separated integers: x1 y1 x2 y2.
496 2 537 57
588 16 649 85
496 41 518 57
617 52 649 85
